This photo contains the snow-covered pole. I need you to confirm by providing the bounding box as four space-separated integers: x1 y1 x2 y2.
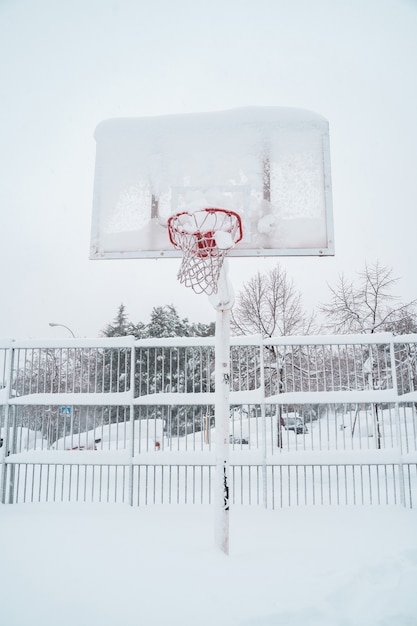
209 262 234 555
168 207 241 555
214 307 230 554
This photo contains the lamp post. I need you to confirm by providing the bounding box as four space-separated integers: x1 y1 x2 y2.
49 322 76 338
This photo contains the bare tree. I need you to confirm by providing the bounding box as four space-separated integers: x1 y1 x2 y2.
231 265 316 338
320 261 416 335
321 261 417 449
231 264 316 447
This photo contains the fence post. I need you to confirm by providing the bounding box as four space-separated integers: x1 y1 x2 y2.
129 341 136 506
259 336 268 508
1 343 14 504
0 408 11 504
390 335 406 507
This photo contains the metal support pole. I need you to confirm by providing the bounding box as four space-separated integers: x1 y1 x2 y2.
211 261 234 555
214 307 231 555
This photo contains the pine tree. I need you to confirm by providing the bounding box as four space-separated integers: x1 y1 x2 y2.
100 304 215 434
147 305 186 338
101 304 214 339
102 303 130 337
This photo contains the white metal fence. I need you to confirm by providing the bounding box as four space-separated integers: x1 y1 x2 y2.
1 333 416 507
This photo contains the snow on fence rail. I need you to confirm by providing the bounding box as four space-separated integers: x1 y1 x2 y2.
1 333 417 507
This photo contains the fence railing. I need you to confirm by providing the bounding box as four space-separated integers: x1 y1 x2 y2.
1 333 417 507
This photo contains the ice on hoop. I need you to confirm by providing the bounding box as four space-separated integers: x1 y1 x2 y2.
214 231 235 250
177 218 196 234
90 107 334 259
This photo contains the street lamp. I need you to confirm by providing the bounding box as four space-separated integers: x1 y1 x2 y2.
49 322 76 338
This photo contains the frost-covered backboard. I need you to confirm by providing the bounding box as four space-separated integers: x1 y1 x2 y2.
90 107 334 259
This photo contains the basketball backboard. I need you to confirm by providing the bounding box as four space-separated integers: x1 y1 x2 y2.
90 107 334 259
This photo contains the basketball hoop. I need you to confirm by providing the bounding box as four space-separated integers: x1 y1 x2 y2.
167 208 243 295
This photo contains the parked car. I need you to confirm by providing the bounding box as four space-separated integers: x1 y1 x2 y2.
229 435 249 444
282 416 308 434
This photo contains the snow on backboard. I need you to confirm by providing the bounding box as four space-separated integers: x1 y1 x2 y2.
90 107 334 259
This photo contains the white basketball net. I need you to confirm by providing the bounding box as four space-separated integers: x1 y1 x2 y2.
167 208 243 295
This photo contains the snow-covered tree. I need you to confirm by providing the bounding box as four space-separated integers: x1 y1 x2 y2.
102 303 130 337
320 261 417 335
101 305 215 435
103 304 214 339
231 265 315 338
147 305 189 338
321 261 417 448
231 264 316 447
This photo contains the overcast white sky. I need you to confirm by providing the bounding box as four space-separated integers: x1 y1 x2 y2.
1 0 417 339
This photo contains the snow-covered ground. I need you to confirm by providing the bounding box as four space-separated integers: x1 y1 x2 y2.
2 406 417 624
1 502 416 626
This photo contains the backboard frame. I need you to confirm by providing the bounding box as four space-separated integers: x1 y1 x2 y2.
90 107 335 260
